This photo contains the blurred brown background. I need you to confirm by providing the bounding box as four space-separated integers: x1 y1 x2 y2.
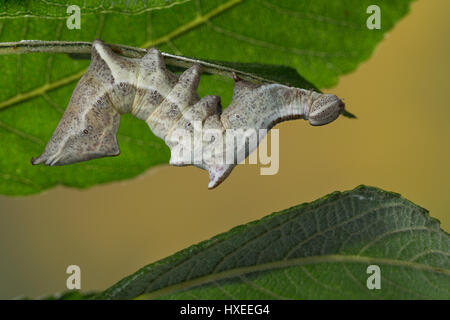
0 0 449 299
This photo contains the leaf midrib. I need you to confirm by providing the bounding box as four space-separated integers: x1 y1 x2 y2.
0 0 245 111
134 253 450 300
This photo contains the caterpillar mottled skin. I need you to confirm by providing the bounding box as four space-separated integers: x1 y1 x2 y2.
31 40 345 189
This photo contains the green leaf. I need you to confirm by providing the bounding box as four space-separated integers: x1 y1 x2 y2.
0 0 414 195
96 186 449 300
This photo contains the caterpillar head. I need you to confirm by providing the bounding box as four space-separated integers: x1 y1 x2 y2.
308 93 345 126
31 75 121 166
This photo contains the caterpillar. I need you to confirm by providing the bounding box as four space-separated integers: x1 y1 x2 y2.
31 40 345 189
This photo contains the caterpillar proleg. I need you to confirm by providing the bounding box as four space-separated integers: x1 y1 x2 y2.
31 40 345 188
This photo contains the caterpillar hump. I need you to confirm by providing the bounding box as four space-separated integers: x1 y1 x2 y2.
31 39 345 189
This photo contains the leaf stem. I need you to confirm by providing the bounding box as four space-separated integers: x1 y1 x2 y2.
0 40 277 84
0 40 356 118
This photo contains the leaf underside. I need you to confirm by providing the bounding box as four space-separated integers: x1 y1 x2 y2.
94 186 449 300
0 0 415 195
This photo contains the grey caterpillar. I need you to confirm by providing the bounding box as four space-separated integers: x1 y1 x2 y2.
31 40 345 189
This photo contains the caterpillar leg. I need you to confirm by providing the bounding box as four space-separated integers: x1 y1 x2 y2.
208 164 235 189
